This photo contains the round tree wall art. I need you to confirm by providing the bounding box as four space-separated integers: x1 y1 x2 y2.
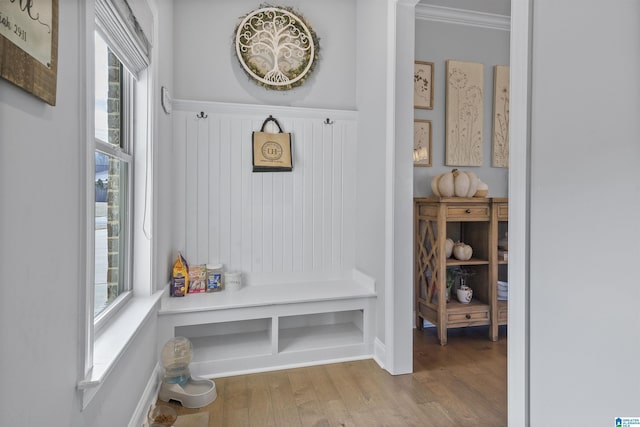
235 6 319 90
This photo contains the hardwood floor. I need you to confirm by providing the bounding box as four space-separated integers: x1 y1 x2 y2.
159 326 507 427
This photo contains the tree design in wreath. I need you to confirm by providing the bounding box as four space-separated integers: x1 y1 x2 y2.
235 6 319 90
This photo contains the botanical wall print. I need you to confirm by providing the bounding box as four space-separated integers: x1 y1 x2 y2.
492 65 510 168
235 6 319 90
414 61 434 109
413 120 432 167
445 60 484 166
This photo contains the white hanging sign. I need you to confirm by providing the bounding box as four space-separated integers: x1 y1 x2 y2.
0 0 53 68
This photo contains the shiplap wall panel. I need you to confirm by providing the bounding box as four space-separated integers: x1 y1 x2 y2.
174 102 357 284
197 120 210 263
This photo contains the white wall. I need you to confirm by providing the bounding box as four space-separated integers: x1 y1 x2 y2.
151 0 176 287
0 2 159 426
388 0 419 375
413 17 510 197
172 0 357 110
355 0 389 346
528 0 640 424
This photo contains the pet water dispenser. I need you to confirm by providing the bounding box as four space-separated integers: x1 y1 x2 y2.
158 337 217 408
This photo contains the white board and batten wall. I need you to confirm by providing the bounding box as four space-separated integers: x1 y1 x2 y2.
173 100 359 285
163 100 377 377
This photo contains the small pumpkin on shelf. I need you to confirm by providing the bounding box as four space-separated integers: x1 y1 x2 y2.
453 242 473 261
445 238 454 258
474 180 489 197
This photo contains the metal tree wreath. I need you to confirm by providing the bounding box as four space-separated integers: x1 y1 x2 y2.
235 6 319 90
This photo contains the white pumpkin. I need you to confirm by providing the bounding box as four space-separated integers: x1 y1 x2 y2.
464 171 480 197
431 175 441 197
452 169 470 197
445 238 454 258
453 242 473 261
474 180 489 197
432 169 483 198
431 171 455 197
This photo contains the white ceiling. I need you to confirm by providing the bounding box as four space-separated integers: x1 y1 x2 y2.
418 0 511 16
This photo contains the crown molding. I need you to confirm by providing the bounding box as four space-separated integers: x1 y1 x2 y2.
415 4 510 31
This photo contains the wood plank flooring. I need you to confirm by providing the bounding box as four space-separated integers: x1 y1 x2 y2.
159 326 507 427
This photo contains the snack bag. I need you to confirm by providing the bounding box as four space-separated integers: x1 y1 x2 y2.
171 252 189 297
188 264 207 293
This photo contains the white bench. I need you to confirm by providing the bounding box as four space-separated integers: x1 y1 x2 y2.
157 270 376 378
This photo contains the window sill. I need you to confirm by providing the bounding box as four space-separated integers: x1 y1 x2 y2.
78 289 164 408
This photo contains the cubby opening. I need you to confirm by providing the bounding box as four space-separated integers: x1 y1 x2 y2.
175 318 272 362
278 310 364 353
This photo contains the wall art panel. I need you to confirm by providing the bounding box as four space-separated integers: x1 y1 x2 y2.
445 60 484 166
492 65 510 168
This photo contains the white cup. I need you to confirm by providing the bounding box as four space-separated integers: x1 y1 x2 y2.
224 271 242 292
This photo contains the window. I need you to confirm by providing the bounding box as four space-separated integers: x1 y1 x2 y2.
93 32 133 322
80 0 153 406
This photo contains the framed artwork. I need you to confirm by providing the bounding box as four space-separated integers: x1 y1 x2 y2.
445 60 484 166
414 61 434 109
413 119 432 167
492 65 510 168
0 0 58 105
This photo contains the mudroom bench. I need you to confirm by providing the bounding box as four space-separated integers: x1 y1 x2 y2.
157 270 377 378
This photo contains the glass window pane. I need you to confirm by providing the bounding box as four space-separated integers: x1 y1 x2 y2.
94 154 128 318
94 33 122 147
95 33 109 143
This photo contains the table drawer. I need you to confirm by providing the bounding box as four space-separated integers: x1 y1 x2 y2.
416 204 439 218
447 308 490 325
498 306 508 323
496 203 508 221
446 205 490 221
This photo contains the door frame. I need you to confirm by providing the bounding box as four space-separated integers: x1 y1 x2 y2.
505 0 532 424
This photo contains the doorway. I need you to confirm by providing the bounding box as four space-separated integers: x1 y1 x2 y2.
391 1 530 425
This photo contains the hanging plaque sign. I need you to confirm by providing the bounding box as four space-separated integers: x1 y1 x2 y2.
0 0 53 67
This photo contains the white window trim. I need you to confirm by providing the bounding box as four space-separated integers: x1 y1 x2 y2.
78 292 161 407
78 0 158 409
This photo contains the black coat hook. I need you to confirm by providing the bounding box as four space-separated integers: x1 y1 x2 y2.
324 118 334 125
196 111 208 119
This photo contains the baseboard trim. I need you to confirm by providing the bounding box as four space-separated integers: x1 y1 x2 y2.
373 337 386 369
128 362 161 427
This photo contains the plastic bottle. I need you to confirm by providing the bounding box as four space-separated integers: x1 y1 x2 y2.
161 337 192 387
206 263 224 292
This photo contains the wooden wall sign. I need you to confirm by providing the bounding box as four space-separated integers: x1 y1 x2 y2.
0 0 58 105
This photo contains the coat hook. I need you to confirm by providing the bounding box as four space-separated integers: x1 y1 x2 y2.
324 118 334 125
196 111 208 119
